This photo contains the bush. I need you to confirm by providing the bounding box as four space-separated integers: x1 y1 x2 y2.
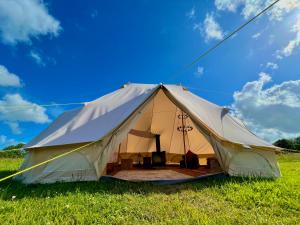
273 139 295 149
2 143 25 151
0 149 25 158
273 136 300 152
0 143 26 158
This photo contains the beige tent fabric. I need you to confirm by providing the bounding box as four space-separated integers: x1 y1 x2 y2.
17 144 98 184
17 84 281 184
164 85 274 148
119 90 214 156
206 137 280 177
17 87 158 184
25 84 159 148
24 84 278 150
228 150 280 177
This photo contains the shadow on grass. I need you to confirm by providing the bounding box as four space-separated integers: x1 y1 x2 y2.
0 170 16 178
0 169 276 201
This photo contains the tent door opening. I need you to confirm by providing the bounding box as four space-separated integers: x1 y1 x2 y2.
104 89 223 181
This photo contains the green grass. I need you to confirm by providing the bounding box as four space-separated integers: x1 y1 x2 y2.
0 154 299 225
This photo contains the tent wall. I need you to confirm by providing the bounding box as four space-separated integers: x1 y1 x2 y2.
16 144 98 184
198 137 281 178
227 148 281 177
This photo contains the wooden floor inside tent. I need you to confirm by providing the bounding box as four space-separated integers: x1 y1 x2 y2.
109 166 223 182
113 170 192 181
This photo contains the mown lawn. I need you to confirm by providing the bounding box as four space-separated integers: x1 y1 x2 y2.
0 154 299 225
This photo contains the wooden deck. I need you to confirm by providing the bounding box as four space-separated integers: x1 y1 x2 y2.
108 165 222 182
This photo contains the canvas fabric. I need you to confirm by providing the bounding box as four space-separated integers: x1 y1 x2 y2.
17 84 281 184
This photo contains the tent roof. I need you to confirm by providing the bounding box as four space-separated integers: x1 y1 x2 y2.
26 83 275 150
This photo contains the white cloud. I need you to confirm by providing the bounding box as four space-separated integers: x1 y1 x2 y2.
232 73 300 142
215 0 300 21
0 65 22 87
29 50 57 66
266 62 279 70
252 32 261 39
278 16 300 58
0 94 50 133
215 0 240 12
268 0 300 21
29 50 45 66
5 121 21 134
0 135 17 149
186 7 196 19
202 13 224 42
0 0 61 45
194 66 204 78
214 1 300 58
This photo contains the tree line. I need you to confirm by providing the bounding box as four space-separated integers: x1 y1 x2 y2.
273 136 300 151
0 143 25 158
2 143 25 151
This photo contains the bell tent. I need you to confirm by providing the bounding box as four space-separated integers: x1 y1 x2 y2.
17 83 281 184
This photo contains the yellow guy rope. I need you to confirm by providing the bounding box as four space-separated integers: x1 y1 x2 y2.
0 140 98 183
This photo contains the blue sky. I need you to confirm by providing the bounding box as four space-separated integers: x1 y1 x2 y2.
0 0 300 148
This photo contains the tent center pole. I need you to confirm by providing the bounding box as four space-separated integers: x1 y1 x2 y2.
181 110 187 168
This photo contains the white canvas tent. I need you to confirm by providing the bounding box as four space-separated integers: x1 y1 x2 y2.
17 84 281 184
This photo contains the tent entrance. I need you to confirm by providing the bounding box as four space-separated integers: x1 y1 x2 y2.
104 89 222 181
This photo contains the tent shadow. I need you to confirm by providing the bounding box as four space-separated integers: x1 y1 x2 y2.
0 172 275 201
0 170 16 178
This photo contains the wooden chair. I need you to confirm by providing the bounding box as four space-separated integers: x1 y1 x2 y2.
143 157 152 169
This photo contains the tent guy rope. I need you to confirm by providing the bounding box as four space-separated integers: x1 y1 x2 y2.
0 1 281 112
169 0 281 81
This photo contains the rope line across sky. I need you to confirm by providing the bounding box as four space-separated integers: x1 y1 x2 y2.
0 0 281 111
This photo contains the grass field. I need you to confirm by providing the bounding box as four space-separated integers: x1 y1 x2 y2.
0 154 299 225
